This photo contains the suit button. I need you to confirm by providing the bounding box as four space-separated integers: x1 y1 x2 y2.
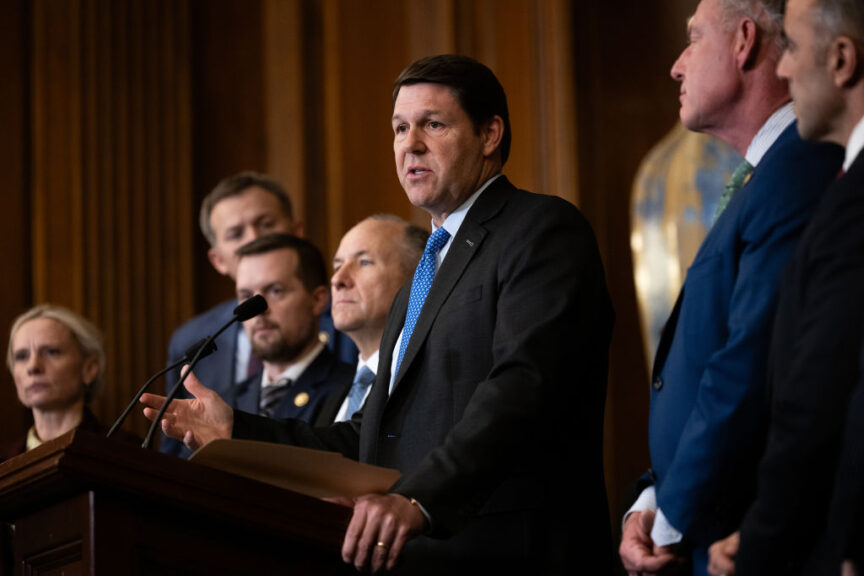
652 376 663 391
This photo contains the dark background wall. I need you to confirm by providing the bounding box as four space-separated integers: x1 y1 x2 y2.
0 0 698 530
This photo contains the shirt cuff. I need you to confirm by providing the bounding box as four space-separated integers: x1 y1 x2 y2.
622 486 657 532
651 507 683 547
407 497 433 533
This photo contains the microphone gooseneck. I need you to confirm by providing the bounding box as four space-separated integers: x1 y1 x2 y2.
107 338 218 438
141 295 268 449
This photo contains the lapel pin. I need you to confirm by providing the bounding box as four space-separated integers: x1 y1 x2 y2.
294 392 310 407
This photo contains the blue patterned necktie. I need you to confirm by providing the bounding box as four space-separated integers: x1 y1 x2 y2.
394 226 451 377
345 365 375 419
714 159 754 223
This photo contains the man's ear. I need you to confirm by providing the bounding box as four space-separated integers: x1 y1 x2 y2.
291 220 306 239
734 17 760 70
208 247 231 277
311 285 330 316
831 36 861 88
481 115 505 158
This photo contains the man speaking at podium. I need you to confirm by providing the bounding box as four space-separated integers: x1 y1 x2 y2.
142 54 615 574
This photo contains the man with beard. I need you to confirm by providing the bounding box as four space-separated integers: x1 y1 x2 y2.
161 172 355 457
231 234 353 425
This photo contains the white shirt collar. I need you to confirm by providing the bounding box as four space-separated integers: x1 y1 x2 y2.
356 349 379 376
844 114 864 172
261 341 325 387
745 102 796 167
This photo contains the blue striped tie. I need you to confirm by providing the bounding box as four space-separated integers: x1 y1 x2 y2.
345 365 375 419
394 227 451 377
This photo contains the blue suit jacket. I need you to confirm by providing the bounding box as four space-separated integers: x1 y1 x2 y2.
233 346 353 428
648 123 843 561
159 299 357 457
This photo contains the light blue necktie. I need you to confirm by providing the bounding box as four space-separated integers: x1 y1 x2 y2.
345 365 375 419
394 227 451 377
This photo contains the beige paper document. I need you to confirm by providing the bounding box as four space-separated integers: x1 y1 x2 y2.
190 439 401 499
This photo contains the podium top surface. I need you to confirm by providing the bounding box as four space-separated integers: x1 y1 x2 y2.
0 429 351 552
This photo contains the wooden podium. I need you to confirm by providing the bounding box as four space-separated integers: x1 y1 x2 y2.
0 430 354 575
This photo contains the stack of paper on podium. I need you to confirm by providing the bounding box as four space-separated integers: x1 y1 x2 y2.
191 439 401 499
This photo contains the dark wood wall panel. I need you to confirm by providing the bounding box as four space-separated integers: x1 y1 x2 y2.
189 0 268 310
573 0 694 526
32 0 86 309
0 0 32 437
324 0 411 250
27 0 194 437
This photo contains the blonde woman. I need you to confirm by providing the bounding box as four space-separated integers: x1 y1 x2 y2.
1 304 137 462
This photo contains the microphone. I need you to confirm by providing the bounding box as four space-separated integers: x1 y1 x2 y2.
142 295 268 449
107 338 217 438
233 293 268 321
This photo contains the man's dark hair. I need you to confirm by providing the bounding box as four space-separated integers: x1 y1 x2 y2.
393 54 512 165
812 0 864 56
236 234 327 292
199 171 294 246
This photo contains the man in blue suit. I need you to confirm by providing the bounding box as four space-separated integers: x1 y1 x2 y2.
619 0 843 574
161 172 355 457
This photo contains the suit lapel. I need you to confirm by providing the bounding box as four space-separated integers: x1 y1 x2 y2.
652 288 683 379
275 347 330 413
375 286 408 391
359 286 407 463
359 177 514 463
233 374 260 413
390 177 510 392
651 125 799 378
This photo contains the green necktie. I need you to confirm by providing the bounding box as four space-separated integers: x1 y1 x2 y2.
714 160 754 223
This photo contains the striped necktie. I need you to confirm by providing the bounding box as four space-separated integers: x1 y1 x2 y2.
714 159 754 223
345 365 375 419
260 377 290 418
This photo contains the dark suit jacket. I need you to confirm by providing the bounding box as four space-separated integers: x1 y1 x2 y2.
647 123 843 564
234 176 615 573
160 299 357 457
815 341 864 574
736 149 864 574
0 407 140 464
316 370 353 424
233 346 353 428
